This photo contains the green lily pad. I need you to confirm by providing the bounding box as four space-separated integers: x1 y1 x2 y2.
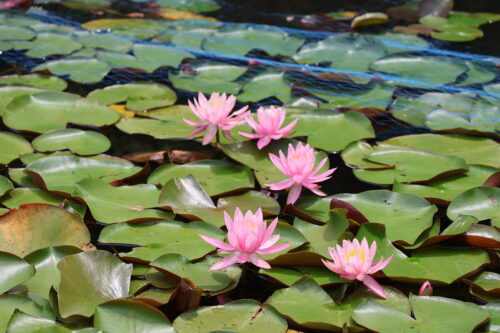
7 168 37 187
25 155 143 194
371 55 468 88
158 176 280 227
357 223 490 283
3 91 119 133
333 190 437 244
0 175 13 197
464 271 500 294
94 299 175 333
458 60 498 86
170 60 246 94
0 86 45 115
32 129 111 155
351 12 389 29
73 178 173 224
148 159 254 196
23 246 82 299
0 294 55 332
1 188 87 219
57 250 132 318
342 141 469 185
18 32 82 58
390 92 499 134
173 300 287 333
157 0 220 12
115 117 193 139
294 34 386 81
78 32 133 53
265 276 351 331
132 43 193 71
87 82 176 112
203 23 305 57
151 253 234 292
384 134 500 168
100 220 225 262
393 165 498 203
481 301 500 333
0 25 35 41
289 109 375 152
220 139 330 186
293 209 349 258
156 27 215 50
313 84 394 112
0 251 34 294
352 295 488 333
0 131 33 164
371 31 429 53
62 0 111 10
0 204 90 257
20 151 74 165
431 26 484 42
259 265 344 286
447 186 500 224
34 58 111 84
81 19 166 40
0 74 67 90
238 71 292 104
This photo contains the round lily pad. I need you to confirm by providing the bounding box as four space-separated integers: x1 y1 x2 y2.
0 251 34 295
0 175 13 197
81 19 167 40
72 178 173 224
173 300 287 333
447 186 500 224
0 131 33 164
3 91 119 133
148 159 254 196
238 71 292 104
32 129 111 155
351 12 389 29
0 204 90 257
0 74 67 90
34 58 111 84
157 0 220 12
0 86 45 115
87 82 177 112
20 32 82 58
78 32 134 53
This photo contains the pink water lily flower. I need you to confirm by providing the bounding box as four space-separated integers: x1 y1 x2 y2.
419 280 433 296
183 92 249 145
239 106 298 149
322 238 392 299
199 208 291 271
266 142 336 205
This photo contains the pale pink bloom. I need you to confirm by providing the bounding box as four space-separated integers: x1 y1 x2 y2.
266 142 336 205
239 106 298 149
322 238 392 299
199 208 291 271
419 280 433 296
183 92 249 145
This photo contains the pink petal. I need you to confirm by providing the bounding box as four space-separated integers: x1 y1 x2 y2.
222 130 235 141
209 252 240 271
307 186 327 197
266 178 294 191
419 281 433 296
257 136 272 150
259 234 280 251
286 183 302 205
224 211 234 231
269 153 287 175
322 259 345 275
367 255 393 275
362 275 387 299
258 242 291 254
183 118 205 127
245 114 260 132
199 234 234 252
249 254 270 269
263 217 278 242
238 131 262 139
279 118 298 135
202 125 218 145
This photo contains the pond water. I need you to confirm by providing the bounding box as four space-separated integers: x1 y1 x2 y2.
0 0 499 332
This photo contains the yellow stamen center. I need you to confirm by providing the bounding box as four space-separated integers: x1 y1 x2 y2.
346 249 365 262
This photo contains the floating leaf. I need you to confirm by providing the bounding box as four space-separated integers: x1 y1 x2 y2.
371 55 467 88
157 0 220 12
458 60 498 86
203 24 305 57
94 299 175 333
260 265 344 286
72 179 172 224
0 86 45 115
87 82 176 112
25 155 143 194
0 74 67 90
78 31 133 53
23 246 82 299
132 43 193 71
0 204 90 257
447 186 500 224
148 159 254 196
0 294 55 332
57 250 132 318
100 220 225 262
352 295 488 333
32 129 111 155
18 32 82 58
351 12 389 29
81 19 166 40
3 91 119 133
333 190 437 245
0 175 13 197
0 131 33 164
238 71 292 104
34 58 111 84
173 300 287 333
464 271 500 295
0 251 34 294
290 109 375 152
0 25 35 41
